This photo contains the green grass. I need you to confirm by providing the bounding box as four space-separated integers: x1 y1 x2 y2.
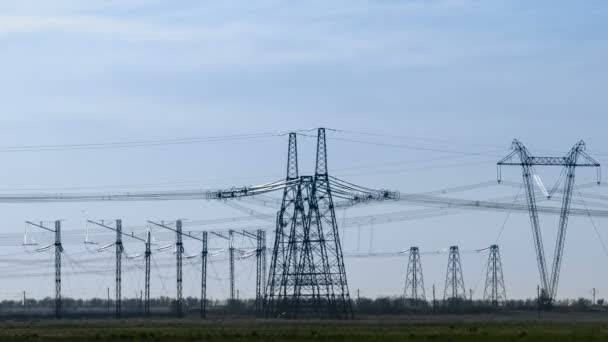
0 320 606 341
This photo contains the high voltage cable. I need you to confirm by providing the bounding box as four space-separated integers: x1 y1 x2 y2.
575 183 608 258
332 129 510 150
0 131 288 152
325 136 505 158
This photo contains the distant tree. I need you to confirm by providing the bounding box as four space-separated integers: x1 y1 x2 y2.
539 289 552 309
574 297 592 309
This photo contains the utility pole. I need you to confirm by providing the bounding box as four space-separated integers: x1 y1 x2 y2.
255 229 264 315
88 219 148 319
145 230 151 316
176 220 184 318
149 220 205 319
432 284 436 314
261 230 267 293
201 231 208 319
498 140 600 300
229 230 235 302
107 288 110 314
26 220 63 319
592 288 597 306
54 220 62 319
115 219 123 319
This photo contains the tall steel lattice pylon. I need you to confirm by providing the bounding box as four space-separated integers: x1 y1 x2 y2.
175 220 184 317
265 132 301 317
54 220 62 319
265 129 352 319
443 246 466 301
144 230 151 316
306 128 352 318
483 245 506 306
403 246 426 303
498 139 600 300
115 219 123 319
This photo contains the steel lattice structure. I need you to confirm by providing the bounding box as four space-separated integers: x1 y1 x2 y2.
403 246 426 303
25 220 64 319
175 220 184 317
443 246 466 301
201 231 208 319
53 221 62 319
483 245 506 305
144 230 151 316
19 128 397 320
498 139 600 300
115 220 123 318
255 229 266 315
263 129 357 319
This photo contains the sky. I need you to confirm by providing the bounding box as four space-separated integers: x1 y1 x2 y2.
0 0 607 303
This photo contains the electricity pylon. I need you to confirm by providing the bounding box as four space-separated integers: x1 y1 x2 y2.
403 247 426 303
266 129 353 319
88 219 149 319
145 230 151 316
207 128 398 319
255 229 266 315
26 220 63 319
265 132 301 318
443 246 466 301
483 245 506 306
498 140 600 300
201 231 208 319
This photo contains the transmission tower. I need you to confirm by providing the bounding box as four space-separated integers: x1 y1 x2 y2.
144 230 151 316
255 229 265 315
175 220 184 317
88 219 149 318
54 220 62 319
498 139 600 300
201 231 208 319
115 219 123 318
304 127 352 318
265 132 302 317
25 220 63 319
443 246 466 301
265 128 352 319
204 129 394 319
404 246 425 303
229 229 235 302
483 245 506 305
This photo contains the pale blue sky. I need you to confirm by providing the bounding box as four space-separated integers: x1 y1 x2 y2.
0 0 607 302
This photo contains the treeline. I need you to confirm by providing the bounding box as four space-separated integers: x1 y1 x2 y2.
0 296 604 316
354 297 604 315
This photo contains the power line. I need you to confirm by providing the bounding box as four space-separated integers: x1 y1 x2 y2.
0 131 287 153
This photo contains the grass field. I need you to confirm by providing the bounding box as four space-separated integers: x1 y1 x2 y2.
1 317 608 341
